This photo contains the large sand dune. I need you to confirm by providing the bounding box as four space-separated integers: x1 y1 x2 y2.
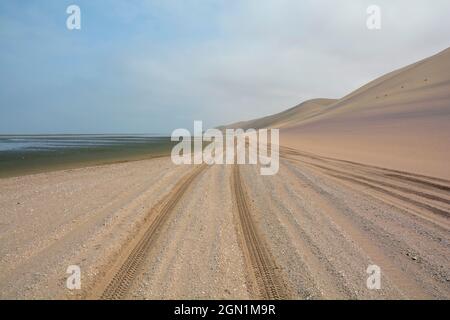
217 98 337 130
224 47 450 179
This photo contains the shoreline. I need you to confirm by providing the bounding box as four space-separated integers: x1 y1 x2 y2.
0 137 175 179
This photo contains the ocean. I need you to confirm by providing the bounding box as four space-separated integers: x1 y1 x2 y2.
0 135 174 178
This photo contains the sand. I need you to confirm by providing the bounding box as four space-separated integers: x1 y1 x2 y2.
224 47 450 179
0 157 191 299
0 48 449 300
0 153 448 299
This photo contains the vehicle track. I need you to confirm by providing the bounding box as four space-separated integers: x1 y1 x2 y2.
281 147 450 190
232 165 289 299
328 173 450 218
288 160 450 206
280 147 450 229
95 164 207 300
281 159 435 299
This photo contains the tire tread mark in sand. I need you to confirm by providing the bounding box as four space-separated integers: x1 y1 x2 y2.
281 154 450 222
280 147 450 188
384 174 450 192
99 165 206 299
290 159 450 207
283 162 431 299
330 174 450 219
232 165 289 300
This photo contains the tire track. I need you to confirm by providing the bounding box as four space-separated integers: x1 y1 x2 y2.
329 173 450 219
280 146 450 188
280 149 450 228
93 164 207 300
287 158 450 218
232 165 289 299
291 159 450 206
383 174 450 192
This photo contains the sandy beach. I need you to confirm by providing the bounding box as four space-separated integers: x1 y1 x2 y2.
0 149 449 299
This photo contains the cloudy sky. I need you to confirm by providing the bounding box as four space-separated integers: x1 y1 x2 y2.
1 0 449 134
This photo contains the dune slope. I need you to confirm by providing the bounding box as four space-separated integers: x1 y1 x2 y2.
224 47 450 179
218 98 337 130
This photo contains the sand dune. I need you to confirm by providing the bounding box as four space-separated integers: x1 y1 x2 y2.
218 98 337 130
223 47 450 179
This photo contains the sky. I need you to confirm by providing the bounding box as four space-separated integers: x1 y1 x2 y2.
0 0 449 134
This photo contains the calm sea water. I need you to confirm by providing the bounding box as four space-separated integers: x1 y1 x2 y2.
0 135 169 152
0 135 174 178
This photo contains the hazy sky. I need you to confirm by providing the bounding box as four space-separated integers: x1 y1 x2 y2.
1 0 449 134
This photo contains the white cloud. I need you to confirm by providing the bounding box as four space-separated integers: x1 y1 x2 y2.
1 0 449 133
117 0 450 129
